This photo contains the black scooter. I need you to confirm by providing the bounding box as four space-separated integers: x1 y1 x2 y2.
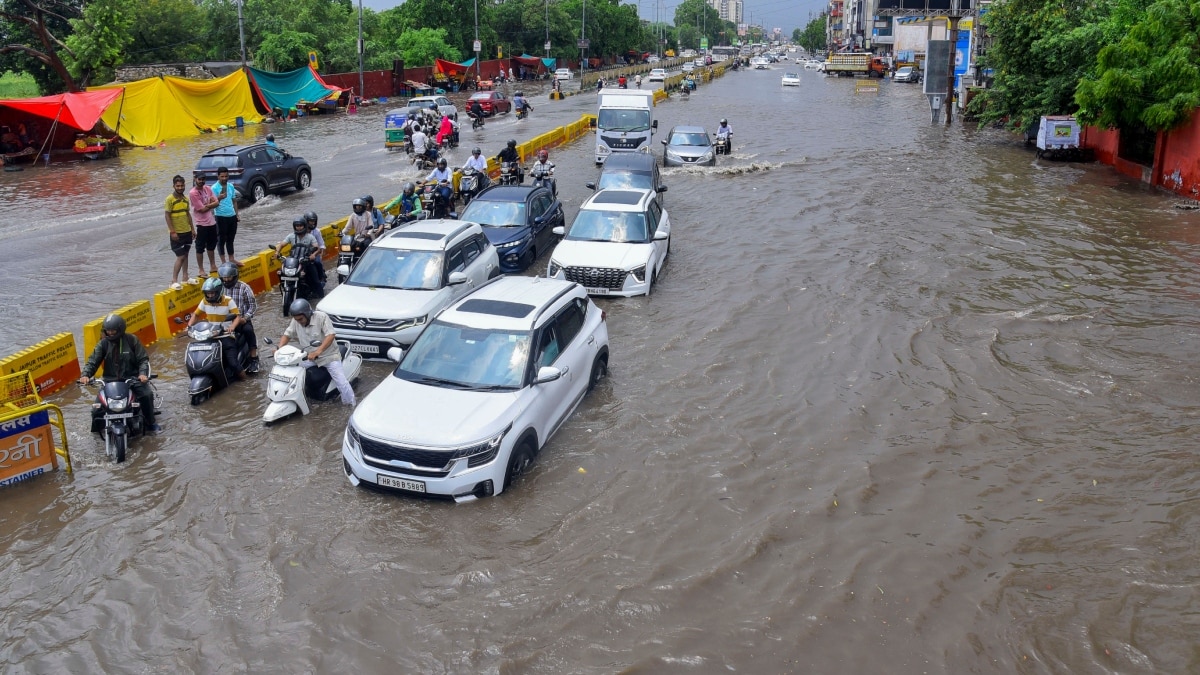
86 374 158 462
269 243 324 315
185 321 250 405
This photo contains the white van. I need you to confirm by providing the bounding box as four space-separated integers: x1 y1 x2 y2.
595 89 657 164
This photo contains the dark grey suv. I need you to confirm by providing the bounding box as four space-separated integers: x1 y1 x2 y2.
193 143 312 203
585 152 667 206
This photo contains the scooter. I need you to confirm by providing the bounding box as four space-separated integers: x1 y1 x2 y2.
459 167 487 206
269 243 324 315
530 165 556 196
85 374 158 462
185 321 250 405
261 337 362 423
337 230 371 283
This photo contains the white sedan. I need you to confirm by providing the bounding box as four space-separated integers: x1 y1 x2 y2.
554 68 573 81
781 72 800 87
647 68 667 82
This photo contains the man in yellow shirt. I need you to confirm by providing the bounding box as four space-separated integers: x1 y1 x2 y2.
188 277 248 381
165 175 195 290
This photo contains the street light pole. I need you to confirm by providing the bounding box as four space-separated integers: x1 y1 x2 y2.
545 0 550 59
474 0 481 80
580 0 586 82
237 0 246 66
357 0 364 100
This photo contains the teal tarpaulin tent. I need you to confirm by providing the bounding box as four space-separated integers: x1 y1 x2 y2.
246 65 342 112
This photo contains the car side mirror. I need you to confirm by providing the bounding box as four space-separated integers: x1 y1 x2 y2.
585 182 596 190
552 226 565 236
336 264 350 277
534 366 563 384
533 216 544 225
386 347 404 362
653 230 668 240
661 139 667 145
657 186 668 193
448 271 468 285
652 120 658 130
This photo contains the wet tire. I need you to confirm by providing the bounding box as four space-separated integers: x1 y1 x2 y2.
588 354 607 392
503 440 536 492
282 288 295 316
251 181 267 203
190 393 204 406
296 169 311 190
114 432 127 463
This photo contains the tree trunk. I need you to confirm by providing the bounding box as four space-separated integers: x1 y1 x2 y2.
0 2 80 92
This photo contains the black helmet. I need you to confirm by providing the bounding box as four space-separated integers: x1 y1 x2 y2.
218 262 239 287
202 277 224 304
364 195 375 207
102 313 126 338
303 210 318 226
436 158 447 168
289 298 313 319
720 118 728 125
403 182 416 195
352 198 366 211
507 139 517 149
292 217 307 231
515 91 523 96
266 133 275 141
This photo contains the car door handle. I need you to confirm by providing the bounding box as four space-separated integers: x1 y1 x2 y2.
586 335 595 345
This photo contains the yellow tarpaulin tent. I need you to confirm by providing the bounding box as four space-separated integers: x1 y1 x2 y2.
92 70 263 146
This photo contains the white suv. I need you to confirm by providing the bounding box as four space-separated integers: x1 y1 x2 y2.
317 220 498 358
547 189 669 296
342 276 610 501
407 95 458 120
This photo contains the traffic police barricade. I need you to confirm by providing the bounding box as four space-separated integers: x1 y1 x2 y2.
0 332 81 398
84 300 156 365
0 370 71 484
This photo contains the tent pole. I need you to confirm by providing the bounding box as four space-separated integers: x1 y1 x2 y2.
114 88 126 142
34 103 64 166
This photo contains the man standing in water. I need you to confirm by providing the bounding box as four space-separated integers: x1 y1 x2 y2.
213 166 242 268
189 174 219 280
165 175 194 290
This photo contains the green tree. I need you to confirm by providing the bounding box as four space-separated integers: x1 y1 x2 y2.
672 0 721 50
125 0 206 64
396 27 461 67
63 0 132 85
1075 0 1200 131
0 0 82 92
797 14 826 54
255 28 317 70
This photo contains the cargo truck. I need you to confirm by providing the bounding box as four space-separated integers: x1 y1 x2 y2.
824 53 888 78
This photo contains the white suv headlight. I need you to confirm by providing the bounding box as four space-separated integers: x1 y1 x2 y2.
629 265 647 283
548 260 563 277
345 422 364 462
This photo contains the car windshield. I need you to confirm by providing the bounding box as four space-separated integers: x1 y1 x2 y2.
567 209 648 243
597 171 653 191
461 200 526 227
785 72 799 78
669 132 710 147
346 248 443 290
469 93 492 101
397 321 531 390
597 109 651 132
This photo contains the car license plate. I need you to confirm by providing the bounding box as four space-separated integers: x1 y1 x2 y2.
585 287 608 295
377 474 426 493
349 343 379 354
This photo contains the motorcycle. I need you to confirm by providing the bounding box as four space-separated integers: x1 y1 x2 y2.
261 337 362 424
86 374 158 462
530 165 556 196
420 180 455 218
499 161 522 185
715 135 732 155
469 113 485 130
336 229 372 283
459 167 487 206
270 243 325 316
185 321 250 405
412 150 438 171
515 105 531 120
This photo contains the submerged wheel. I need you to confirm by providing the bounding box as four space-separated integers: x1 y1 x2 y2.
588 354 607 392
282 288 295 316
503 440 536 491
296 169 311 190
190 393 205 406
251 181 267 202
114 433 127 463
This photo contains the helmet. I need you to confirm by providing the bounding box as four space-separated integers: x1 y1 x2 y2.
292 217 307 232
436 158 447 168
266 133 275 141
352 198 366 212
515 91 523 97
403 182 416 195
218 262 239 287
202 277 224 304
289 298 313 320
428 102 437 110
720 118 728 125
303 210 318 227
364 195 375 207
507 139 517 149
102 313 126 338
472 146 481 155
537 149 548 161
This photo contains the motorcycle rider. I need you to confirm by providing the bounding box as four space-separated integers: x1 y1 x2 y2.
618 75 627 89
396 182 424 223
303 210 327 285
188 277 248 382
277 299 355 406
635 74 643 88
529 149 556 196
513 91 532 117
346 198 380 241
425 158 454 216
468 98 485 125
497 139 523 184
218 262 260 374
79 314 159 434
276 217 325 294
436 113 456 147
715 118 733 151
461 147 491 192
410 124 437 165
363 195 385 231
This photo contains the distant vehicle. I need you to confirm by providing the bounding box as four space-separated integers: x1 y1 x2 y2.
660 125 715 167
554 68 573 81
586 151 668 208
893 66 921 83
647 68 667 82
681 62 696 73
681 49 697 58
803 59 825 71
824 52 887 78
646 55 661 63
751 57 770 69
595 88 657 163
407 95 457 120
781 72 801 86
193 143 311 204
458 184 564 273
468 91 512 116
694 58 707 67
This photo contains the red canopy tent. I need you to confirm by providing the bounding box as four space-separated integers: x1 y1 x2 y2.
0 89 125 155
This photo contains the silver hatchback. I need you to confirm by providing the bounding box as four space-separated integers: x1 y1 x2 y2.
660 125 716 167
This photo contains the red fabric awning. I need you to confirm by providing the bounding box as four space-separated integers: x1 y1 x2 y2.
509 55 542 68
0 89 123 131
435 58 471 76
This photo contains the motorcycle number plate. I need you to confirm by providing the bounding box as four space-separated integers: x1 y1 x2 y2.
105 413 134 419
349 344 379 354
585 287 609 296
377 474 426 493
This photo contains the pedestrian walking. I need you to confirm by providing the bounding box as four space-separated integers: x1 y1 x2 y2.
165 175 194 290
213 166 242 268
188 174 219 281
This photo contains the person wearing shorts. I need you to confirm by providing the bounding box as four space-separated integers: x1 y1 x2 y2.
166 175 194 290
213 166 242 268
189 174 219 280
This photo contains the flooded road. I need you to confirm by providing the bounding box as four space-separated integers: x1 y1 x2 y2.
4 69 1200 673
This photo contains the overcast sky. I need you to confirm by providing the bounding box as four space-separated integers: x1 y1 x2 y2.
357 0 829 37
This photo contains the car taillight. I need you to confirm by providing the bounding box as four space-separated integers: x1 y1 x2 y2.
601 310 607 322
229 168 244 176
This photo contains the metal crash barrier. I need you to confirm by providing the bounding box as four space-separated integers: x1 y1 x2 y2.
0 370 71 485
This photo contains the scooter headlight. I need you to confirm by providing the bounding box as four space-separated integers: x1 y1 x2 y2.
108 398 128 412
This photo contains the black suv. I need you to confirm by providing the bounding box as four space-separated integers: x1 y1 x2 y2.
193 143 312 203
586 152 667 207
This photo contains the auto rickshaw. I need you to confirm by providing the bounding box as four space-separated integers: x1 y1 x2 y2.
385 108 407 151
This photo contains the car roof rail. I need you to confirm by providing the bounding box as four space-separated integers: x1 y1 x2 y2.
530 283 579 326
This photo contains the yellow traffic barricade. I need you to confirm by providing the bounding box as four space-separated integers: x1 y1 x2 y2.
0 370 71 485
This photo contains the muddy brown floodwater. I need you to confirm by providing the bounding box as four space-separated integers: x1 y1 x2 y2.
4 69 1200 673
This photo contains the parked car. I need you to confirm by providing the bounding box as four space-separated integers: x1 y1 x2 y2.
803 59 825 71
458 185 564 273
547 188 670 297
317 220 499 358
585 151 668 207
660 125 715 167
554 68 573 81
647 68 667 82
893 66 921 83
681 62 696 73
647 55 661 63
341 275 611 501
407 95 458 120
781 71 801 87
193 143 311 204
467 91 512 116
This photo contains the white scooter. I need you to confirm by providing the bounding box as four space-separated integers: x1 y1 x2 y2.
261 337 362 423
